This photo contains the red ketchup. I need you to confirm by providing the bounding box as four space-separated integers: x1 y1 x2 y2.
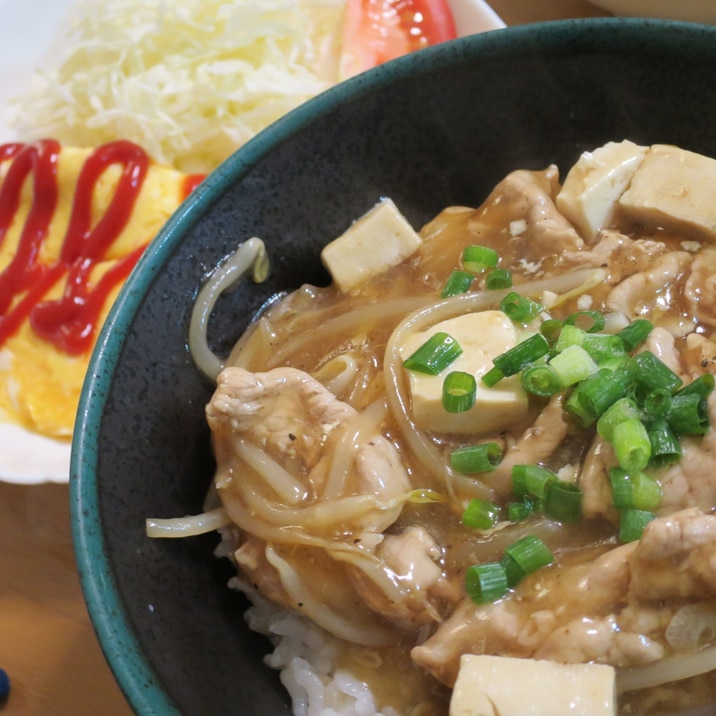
0 139 202 355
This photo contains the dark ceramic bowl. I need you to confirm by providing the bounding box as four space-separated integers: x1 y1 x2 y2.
71 18 716 716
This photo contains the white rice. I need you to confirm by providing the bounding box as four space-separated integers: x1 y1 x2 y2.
229 575 403 716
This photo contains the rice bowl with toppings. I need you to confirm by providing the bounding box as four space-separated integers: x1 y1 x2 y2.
71 17 716 716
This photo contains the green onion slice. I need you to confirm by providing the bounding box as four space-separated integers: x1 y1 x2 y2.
619 508 656 543
609 468 662 512
499 552 526 588
676 373 715 400
462 499 502 530
403 332 463 375
544 480 583 523
539 319 564 346
667 393 710 436
442 371 477 413
565 366 633 428
512 464 558 499
554 323 586 353
450 442 503 474
618 319 653 352
648 418 683 466
564 310 606 333
597 397 641 442
465 563 509 604
629 351 683 394
609 467 634 510
500 292 543 323
581 333 627 366
641 387 672 419
481 366 505 387
462 245 499 273
549 344 599 387
441 270 474 298
503 534 554 576
521 364 562 397
507 497 539 523
490 333 551 379
486 268 513 290
612 418 652 473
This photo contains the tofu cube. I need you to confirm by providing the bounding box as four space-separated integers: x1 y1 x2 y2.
556 140 647 240
321 198 423 293
450 654 616 716
619 143 716 241
399 311 529 436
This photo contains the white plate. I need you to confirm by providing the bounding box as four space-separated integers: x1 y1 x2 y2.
0 0 504 485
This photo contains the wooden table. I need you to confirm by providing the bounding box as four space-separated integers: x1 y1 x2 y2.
0 1 609 714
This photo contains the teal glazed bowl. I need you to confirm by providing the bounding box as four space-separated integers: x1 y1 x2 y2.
72 18 716 716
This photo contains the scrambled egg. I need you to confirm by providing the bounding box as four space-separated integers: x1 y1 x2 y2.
0 143 195 438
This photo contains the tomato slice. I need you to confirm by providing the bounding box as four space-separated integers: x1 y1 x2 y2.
340 0 458 79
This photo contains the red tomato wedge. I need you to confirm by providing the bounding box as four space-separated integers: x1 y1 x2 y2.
340 0 458 79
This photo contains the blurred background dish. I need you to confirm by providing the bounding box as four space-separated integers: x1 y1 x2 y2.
72 17 716 716
0 0 504 486
588 0 716 23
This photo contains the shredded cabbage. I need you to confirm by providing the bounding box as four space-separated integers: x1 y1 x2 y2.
9 0 346 173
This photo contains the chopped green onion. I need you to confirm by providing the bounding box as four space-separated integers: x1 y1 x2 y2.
554 323 586 353
462 499 502 530
462 245 499 273
647 418 683 466
667 393 710 436
481 366 504 387
612 418 652 473
597 397 641 441
544 480 583 523
500 292 544 323
581 333 627 366
641 387 672 419
564 310 605 333
507 496 540 523
403 332 463 375
619 508 656 543
540 319 564 346
503 534 554 576
629 352 683 394
499 552 526 588
450 442 503 474
618 319 653 352
609 467 633 510
512 464 558 499
521 364 562 397
486 268 513 290
549 344 599 387
465 563 508 603
676 373 715 400
565 367 633 428
630 471 662 511
443 371 477 413
609 468 662 511
441 270 474 298
489 333 551 379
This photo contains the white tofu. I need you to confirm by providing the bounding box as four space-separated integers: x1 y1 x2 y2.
399 311 529 435
321 198 422 293
556 140 647 240
450 654 616 716
619 143 716 241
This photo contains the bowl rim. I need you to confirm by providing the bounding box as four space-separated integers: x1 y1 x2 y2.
69 16 716 715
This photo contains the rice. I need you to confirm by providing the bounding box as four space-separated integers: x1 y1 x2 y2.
229 576 402 716
216 528 402 716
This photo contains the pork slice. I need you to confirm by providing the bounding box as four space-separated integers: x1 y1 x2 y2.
606 250 692 322
413 510 716 685
629 508 716 600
